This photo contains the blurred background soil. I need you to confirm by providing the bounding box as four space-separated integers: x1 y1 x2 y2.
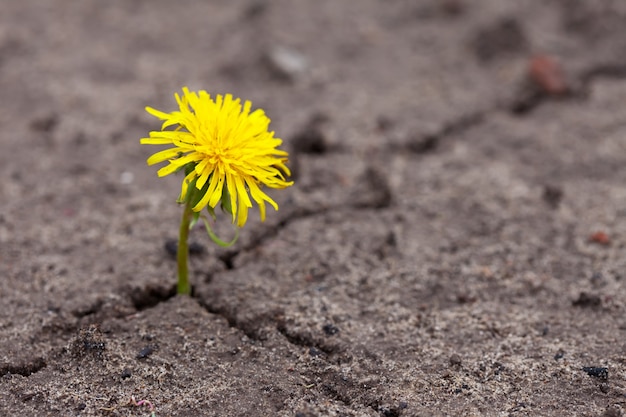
1 1 626 416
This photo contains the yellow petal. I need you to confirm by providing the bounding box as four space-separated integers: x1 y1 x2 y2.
145 106 172 120
146 148 184 165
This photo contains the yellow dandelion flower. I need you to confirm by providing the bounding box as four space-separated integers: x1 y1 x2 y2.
141 87 293 227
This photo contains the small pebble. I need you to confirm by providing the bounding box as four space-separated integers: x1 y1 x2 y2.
449 354 462 366
265 46 309 81
582 366 608 380
322 324 339 336
542 184 563 208
589 231 610 245
136 345 155 359
528 55 569 95
120 171 134 184
573 292 601 308
309 347 323 357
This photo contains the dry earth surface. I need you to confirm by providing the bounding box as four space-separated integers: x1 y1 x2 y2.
1 1 626 416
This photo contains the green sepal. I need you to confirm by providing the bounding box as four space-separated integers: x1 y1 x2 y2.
183 162 196 176
220 184 233 216
206 205 217 221
182 173 211 208
190 182 207 208
200 215 239 248
189 211 201 230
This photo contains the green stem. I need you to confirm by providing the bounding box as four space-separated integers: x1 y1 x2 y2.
177 199 193 295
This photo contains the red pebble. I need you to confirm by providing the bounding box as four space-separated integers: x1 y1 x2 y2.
589 231 610 245
529 55 568 95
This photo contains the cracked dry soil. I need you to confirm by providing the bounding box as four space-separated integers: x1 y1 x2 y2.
1 1 626 416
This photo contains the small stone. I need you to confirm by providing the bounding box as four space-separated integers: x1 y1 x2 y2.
589 231 610 246
542 184 563 208
136 345 156 359
449 354 462 366
573 292 602 308
322 323 339 336
528 55 569 95
264 46 309 81
582 366 608 380
308 347 323 357
120 171 134 185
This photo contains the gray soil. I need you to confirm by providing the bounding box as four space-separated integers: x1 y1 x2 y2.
1 1 626 416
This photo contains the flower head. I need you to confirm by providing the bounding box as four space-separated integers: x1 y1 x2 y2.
141 87 293 227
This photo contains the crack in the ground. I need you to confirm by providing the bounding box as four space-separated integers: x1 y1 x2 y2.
382 60 626 156
8 284 179 379
405 111 485 154
194 298 267 342
219 166 394 270
71 299 105 319
580 62 626 85
275 321 337 356
70 284 177 323
196 293 345 361
304 367 400 416
218 205 330 270
318 379 355 408
385 60 626 153
127 283 178 311
195 295 399 414
0 357 46 377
